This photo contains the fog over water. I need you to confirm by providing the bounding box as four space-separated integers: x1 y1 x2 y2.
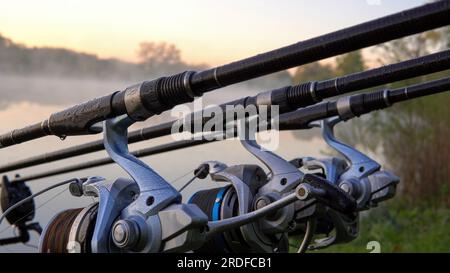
0 75 328 252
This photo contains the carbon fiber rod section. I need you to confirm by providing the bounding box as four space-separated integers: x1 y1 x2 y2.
190 1 450 92
281 77 450 129
11 138 217 183
1 48 450 173
10 77 450 182
0 1 449 150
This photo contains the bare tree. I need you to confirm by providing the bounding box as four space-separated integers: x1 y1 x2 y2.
137 42 189 76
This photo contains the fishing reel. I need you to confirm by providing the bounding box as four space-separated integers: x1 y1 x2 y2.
288 117 399 249
301 117 399 211
184 118 367 253
185 116 400 252
0 175 42 246
177 123 299 253
38 115 356 253
37 113 399 253
40 116 209 253
187 161 288 253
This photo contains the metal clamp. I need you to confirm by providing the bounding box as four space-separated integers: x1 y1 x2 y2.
336 96 355 121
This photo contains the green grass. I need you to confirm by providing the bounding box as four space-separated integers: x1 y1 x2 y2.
290 202 450 253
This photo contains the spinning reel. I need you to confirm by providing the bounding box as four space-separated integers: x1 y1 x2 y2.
0 1 447 253
290 117 399 249
186 117 399 252
37 112 397 253
37 114 357 253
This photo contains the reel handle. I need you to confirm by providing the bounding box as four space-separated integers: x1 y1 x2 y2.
301 173 356 215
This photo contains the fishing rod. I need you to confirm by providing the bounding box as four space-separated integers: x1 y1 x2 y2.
34 76 450 253
11 77 450 183
0 1 449 149
1 2 449 253
2 49 450 173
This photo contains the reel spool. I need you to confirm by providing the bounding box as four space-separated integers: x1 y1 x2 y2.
188 185 288 253
39 203 98 253
188 185 246 253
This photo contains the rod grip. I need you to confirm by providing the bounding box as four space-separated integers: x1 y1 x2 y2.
47 93 118 137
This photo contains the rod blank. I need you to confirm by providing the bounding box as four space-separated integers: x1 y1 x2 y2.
0 1 449 149
2 49 450 174
11 77 450 183
190 0 450 92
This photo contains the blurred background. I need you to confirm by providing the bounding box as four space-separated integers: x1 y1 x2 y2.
0 0 448 252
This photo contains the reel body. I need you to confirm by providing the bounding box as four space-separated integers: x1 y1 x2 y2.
34 115 397 253
188 163 289 253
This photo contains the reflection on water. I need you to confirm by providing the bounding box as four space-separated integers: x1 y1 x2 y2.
0 76 326 252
